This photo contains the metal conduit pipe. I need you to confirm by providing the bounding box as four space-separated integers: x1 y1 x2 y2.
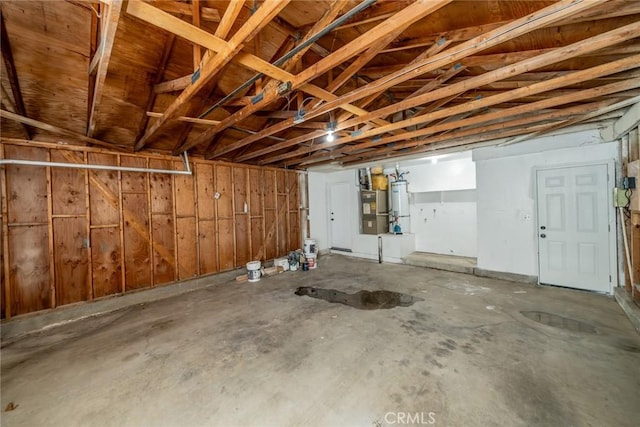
199 0 377 119
0 152 192 175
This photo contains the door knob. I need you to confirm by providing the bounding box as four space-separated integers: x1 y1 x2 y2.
540 234 546 238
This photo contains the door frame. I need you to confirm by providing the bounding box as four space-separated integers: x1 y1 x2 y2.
327 181 353 251
534 159 617 294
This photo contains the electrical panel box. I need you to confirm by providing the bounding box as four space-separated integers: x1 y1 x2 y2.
623 176 636 189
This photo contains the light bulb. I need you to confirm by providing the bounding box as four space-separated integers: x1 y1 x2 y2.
326 131 335 142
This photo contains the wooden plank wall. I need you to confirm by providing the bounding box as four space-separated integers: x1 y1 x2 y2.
0 140 304 318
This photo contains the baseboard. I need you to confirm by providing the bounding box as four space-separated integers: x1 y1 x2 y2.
614 287 640 334
473 268 538 284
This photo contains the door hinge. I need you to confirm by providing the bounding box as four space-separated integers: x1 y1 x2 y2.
608 224 611 232
609 275 612 283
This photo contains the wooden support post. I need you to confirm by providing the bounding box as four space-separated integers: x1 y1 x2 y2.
84 152 93 300
45 151 56 308
0 144 12 318
117 155 126 294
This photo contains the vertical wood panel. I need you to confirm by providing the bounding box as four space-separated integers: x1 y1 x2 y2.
120 156 147 193
1 143 8 318
198 219 217 274
123 193 151 290
5 145 48 223
150 159 175 284
264 170 276 209
233 167 248 213
8 225 50 315
0 211 4 319
235 215 250 266
197 163 215 219
89 153 120 225
91 227 121 298
218 218 235 271
152 213 175 284
249 168 264 216
263 170 277 261
177 217 197 279
277 194 287 255
264 210 277 260
175 162 195 217
216 165 233 218
250 218 264 260
53 217 89 305
0 142 306 316
197 163 217 274
149 159 173 215
51 150 85 215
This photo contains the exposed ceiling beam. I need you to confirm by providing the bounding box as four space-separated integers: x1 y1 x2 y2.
290 0 612 127
135 34 176 143
132 0 290 151
124 0 425 156
234 43 458 163
262 60 640 166
171 0 246 154
325 99 625 165
187 0 453 156
601 99 640 141
1 109 130 152
216 0 611 158
87 0 123 137
152 1 220 22
296 84 640 167
1 12 31 139
255 20 640 164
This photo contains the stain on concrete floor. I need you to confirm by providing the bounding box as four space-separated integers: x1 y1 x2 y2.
294 286 424 309
521 310 598 334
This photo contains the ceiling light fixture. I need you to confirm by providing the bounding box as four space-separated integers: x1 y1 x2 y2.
326 118 337 142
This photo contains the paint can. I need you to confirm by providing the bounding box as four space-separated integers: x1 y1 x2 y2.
274 257 288 270
303 238 316 255
306 252 317 269
246 261 261 282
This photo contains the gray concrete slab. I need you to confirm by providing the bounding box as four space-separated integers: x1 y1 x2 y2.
2 254 639 427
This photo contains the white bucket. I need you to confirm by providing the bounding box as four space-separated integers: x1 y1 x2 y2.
306 252 317 269
246 261 261 282
304 238 316 255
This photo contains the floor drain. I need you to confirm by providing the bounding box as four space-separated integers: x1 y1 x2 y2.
521 311 597 334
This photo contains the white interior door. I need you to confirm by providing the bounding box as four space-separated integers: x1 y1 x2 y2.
329 182 351 250
536 164 610 292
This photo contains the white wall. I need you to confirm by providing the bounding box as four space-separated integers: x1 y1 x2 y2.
309 152 478 260
473 129 618 277
389 153 478 257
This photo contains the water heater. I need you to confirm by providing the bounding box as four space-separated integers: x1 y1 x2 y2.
390 180 410 233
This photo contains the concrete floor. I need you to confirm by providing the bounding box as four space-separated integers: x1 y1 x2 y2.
2 255 639 427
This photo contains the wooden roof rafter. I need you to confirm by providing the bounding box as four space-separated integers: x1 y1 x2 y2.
87 0 123 137
1 12 31 139
212 0 611 161
292 78 640 167
132 0 291 151
179 0 455 155
260 19 640 164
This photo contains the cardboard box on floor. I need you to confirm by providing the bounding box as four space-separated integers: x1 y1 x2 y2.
627 160 640 211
